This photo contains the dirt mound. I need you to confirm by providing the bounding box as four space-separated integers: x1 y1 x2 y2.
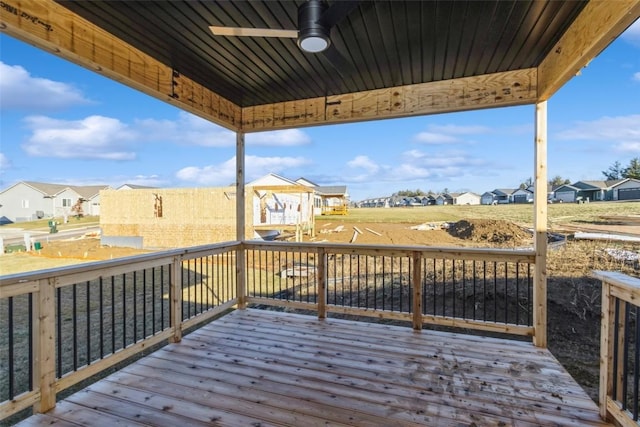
448 219 531 245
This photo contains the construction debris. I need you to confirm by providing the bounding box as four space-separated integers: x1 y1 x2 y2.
603 248 640 263
410 222 448 231
574 232 640 243
365 227 382 236
353 226 363 234
350 227 361 243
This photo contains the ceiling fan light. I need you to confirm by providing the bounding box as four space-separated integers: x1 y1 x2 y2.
297 0 331 53
299 34 330 53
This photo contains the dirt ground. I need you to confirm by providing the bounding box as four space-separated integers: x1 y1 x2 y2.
3 218 639 402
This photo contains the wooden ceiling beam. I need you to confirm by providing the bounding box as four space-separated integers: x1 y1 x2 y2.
240 68 537 132
537 0 640 101
0 0 241 131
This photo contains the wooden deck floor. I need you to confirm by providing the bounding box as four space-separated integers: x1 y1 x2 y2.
18 309 610 426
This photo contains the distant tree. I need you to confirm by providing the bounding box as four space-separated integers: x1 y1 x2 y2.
442 187 449 194
392 189 425 197
71 198 84 218
602 160 624 180
519 177 533 189
603 158 640 180
548 175 570 187
625 157 640 179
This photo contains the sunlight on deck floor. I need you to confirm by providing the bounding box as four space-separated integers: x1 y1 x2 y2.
17 308 610 426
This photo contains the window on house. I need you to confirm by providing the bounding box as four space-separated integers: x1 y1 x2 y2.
21 199 29 208
62 198 72 207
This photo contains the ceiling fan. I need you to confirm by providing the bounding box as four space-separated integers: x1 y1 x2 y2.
209 0 360 54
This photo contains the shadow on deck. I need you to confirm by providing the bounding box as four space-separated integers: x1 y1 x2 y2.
17 308 608 427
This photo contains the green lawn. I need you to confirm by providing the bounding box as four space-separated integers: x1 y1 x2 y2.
324 201 639 226
0 215 99 231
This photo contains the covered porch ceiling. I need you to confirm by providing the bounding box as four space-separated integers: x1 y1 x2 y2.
1 1 639 133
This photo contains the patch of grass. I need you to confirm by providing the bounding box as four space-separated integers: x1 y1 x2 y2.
0 215 99 231
326 201 640 226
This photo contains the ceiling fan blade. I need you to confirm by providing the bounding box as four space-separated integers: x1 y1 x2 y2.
318 1 360 28
322 44 357 81
209 26 298 39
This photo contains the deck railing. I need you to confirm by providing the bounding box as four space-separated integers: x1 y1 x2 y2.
595 270 640 426
2 240 538 422
0 242 239 421
245 241 535 336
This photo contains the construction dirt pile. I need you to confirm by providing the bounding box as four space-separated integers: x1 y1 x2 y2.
447 219 531 245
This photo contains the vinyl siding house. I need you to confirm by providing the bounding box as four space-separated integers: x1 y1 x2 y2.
612 178 640 200
512 188 534 203
0 181 109 222
481 191 497 205
452 191 481 205
492 189 517 204
554 180 626 203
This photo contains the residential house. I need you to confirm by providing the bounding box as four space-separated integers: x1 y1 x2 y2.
480 191 497 205
451 191 481 205
435 193 453 205
554 180 627 203
117 184 158 190
612 178 640 200
0 181 109 222
492 189 517 204
512 188 534 203
296 178 349 215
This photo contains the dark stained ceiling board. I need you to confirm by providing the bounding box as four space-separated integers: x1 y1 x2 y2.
55 1 589 108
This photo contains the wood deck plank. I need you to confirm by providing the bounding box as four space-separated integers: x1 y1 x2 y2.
15 308 611 427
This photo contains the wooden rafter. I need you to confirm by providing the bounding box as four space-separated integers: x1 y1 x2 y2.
537 0 640 101
0 0 241 130
241 68 538 132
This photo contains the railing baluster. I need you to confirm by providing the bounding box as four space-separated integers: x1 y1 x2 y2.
8 296 14 399
623 302 631 410
86 280 90 365
111 276 116 354
72 283 77 371
99 277 104 359
143 269 147 338
634 305 640 421
133 271 137 342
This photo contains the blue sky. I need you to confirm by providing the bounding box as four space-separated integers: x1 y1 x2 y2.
1 19 639 201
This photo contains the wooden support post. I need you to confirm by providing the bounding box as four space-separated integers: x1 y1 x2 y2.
317 248 327 319
34 278 56 413
170 256 183 343
533 101 548 348
412 252 423 330
599 279 614 420
236 131 247 309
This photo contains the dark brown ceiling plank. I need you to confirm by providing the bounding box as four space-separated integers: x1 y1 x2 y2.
241 68 537 132
146 1 288 106
0 0 241 131
537 0 640 101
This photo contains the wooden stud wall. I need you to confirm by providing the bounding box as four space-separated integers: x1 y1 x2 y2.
99 188 251 248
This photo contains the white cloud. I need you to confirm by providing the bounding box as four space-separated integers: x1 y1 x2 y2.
137 112 310 147
413 123 490 144
414 132 459 144
0 62 92 111
622 19 640 47
347 155 380 174
248 129 311 146
0 153 10 171
556 114 640 153
341 150 485 184
633 72 640 82
176 155 310 185
22 115 138 160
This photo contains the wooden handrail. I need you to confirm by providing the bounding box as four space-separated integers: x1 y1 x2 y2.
595 270 640 426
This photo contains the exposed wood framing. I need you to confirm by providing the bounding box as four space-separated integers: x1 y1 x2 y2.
0 0 241 130
241 69 538 132
34 278 56 413
538 0 640 101
236 132 247 309
533 101 548 348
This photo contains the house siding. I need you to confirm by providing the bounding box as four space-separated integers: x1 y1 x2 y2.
613 179 640 200
0 183 52 222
